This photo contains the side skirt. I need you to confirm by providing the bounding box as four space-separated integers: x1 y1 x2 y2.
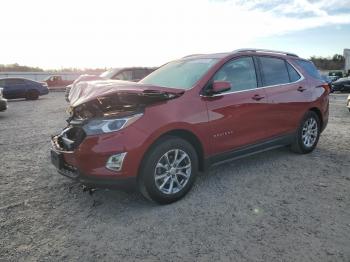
205 133 295 169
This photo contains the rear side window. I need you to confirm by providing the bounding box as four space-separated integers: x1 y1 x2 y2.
7 79 25 85
286 63 301 82
259 57 290 86
295 60 322 80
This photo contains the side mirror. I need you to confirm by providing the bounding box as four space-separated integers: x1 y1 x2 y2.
212 81 231 94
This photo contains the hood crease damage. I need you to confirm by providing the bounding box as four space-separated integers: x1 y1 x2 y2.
68 81 184 122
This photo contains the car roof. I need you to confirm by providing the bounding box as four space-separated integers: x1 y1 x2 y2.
0 77 29 80
180 49 307 61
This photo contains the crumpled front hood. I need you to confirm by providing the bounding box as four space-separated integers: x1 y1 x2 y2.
68 80 184 120
69 79 135 107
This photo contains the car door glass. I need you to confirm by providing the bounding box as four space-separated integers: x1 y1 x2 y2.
7 79 24 86
114 70 133 81
260 57 290 86
133 69 147 80
212 57 257 92
295 60 322 80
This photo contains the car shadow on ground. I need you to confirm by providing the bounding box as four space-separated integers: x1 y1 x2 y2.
64 146 294 212
7 97 48 103
51 142 349 220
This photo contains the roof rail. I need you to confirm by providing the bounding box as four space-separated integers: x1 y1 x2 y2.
182 54 204 58
233 48 299 57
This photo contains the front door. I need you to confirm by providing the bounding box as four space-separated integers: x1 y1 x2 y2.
203 56 271 155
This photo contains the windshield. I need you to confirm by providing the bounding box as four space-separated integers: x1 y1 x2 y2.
140 58 218 89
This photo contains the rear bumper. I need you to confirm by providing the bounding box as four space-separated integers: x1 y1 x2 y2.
0 98 7 111
40 88 49 95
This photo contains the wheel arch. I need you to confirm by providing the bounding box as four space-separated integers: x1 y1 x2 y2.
308 107 323 129
140 129 206 174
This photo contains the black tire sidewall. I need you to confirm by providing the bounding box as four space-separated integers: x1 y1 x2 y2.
139 136 198 204
296 111 321 153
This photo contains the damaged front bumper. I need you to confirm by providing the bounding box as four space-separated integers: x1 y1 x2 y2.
50 125 138 189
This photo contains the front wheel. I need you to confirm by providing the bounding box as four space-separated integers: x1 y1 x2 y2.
138 136 198 204
291 111 320 154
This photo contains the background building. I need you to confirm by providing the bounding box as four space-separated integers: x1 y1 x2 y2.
344 48 350 75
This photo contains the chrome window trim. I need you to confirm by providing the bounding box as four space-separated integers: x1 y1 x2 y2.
201 59 304 97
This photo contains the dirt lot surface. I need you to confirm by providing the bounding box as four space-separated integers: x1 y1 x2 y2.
0 92 349 261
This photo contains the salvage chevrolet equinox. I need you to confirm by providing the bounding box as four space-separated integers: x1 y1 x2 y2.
51 49 329 204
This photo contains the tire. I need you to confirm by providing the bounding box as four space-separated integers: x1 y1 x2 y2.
138 136 198 204
26 90 39 100
291 111 320 154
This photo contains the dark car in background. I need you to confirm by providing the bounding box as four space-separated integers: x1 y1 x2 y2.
0 88 7 112
0 78 49 100
321 75 334 92
332 77 350 92
65 67 156 102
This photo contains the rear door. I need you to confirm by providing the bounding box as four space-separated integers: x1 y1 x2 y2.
203 56 271 154
257 56 310 137
2 79 27 98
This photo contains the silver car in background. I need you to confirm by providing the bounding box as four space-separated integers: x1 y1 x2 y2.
65 67 156 102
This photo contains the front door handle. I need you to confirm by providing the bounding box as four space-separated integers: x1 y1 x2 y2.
252 94 265 101
297 86 306 92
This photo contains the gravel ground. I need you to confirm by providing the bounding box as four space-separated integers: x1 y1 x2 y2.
0 92 349 261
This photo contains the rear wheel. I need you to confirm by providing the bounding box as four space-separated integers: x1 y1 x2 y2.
138 136 198 204
26 90 39 100
291 111 320 154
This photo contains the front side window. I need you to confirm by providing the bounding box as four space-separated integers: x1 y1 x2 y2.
212 56 257 92
140 58 219 89
260 57 290 86
113 70 133 81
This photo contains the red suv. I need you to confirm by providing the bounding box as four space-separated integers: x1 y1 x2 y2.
51 49 329 204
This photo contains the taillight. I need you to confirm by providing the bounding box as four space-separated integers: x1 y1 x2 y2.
318 83 331 94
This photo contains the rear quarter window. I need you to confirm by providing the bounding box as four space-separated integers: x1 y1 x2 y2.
295 60 322 80
286 63 301 82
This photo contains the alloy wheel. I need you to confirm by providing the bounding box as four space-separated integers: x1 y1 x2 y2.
302 117 318 148
154 149 192 195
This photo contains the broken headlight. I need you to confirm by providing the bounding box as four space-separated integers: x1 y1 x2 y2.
83 113 143 135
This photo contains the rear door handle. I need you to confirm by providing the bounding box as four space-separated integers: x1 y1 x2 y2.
252 94 265 101
297 86 306 92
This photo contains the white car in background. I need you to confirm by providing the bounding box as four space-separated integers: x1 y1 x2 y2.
65 67 156 102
